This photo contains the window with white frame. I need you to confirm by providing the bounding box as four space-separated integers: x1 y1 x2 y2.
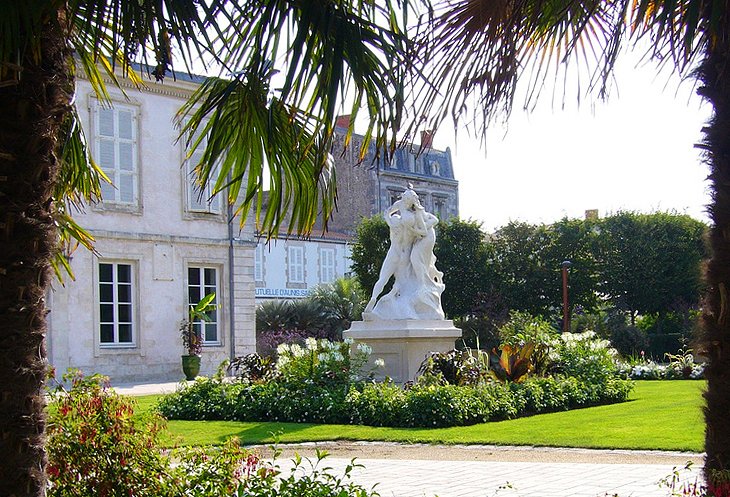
434 196 447 219
187 266 220 345
320 248 336 283
98 262 135 346
287 246 305 283
92 101 138 205
184 122 222 214
254 243 264 282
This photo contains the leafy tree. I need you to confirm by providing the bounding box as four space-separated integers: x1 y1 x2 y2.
434 219 492 318
350 215 391 299
0 2 408 494
595 212 707 324
485 220 599 319
409 0 730 479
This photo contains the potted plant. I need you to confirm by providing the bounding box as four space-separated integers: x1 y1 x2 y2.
180 292 217 380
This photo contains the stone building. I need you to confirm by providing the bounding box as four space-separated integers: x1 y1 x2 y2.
47 70 257 383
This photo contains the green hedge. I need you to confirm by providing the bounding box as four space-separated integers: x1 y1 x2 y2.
158 376 633 428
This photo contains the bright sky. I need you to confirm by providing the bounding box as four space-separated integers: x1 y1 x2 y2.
430 52 713 232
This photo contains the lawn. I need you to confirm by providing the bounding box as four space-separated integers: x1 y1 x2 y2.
134 380 704 452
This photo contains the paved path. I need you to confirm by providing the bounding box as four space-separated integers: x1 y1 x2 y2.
275 457 701 497
114 381 705 497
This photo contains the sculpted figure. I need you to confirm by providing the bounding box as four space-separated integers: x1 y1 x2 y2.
364 187 445 321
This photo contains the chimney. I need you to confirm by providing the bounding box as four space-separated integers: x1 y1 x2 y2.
335 114 351 129
420 130 434 149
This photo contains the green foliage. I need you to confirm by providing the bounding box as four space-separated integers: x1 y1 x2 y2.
485 220 600 319
307 277 367 335
434 219 492 317
555 331 621 401
455 291 509 351
350 215 390 297
256 300 294 332
594 212 707 320
228 353 276 383
47 371 171 497
159 357 633 429
498 311 560 376
276 337 372 386
181 292 218 356
243 451 378 497
48 370 378 496
416 349 491 386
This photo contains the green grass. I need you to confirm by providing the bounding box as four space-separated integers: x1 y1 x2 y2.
133 380 705 452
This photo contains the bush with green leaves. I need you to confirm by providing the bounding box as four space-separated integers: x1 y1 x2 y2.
48 370 380 497
417 348 490 386
160 366 633 428
47 371 173 497
497 311 560 376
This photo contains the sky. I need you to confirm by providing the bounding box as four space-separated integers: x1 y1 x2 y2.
428 53 713 232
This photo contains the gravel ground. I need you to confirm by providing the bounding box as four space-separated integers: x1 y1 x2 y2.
252 441 704 466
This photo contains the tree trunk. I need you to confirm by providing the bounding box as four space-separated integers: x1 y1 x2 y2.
697 12 730 494
0 9 71 497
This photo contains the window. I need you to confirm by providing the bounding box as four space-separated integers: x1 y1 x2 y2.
430 160 440 176
187 266 220 345
185 122 222 214
434 196 447 219
254 244 264 282
287 246 305 283
99 262 135 346
389 190 401 206
320 248 336 283
93 102 138 205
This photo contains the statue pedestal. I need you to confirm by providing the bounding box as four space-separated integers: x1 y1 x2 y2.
344 320 462 383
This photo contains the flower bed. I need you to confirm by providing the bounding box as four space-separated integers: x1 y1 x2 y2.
158 334 634 428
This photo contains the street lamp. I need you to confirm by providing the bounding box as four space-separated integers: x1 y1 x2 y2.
561 260 572 334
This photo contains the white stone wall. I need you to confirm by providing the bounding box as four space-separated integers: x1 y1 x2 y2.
47 74 256 383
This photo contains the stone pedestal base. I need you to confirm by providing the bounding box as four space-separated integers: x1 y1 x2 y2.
344 320 462 383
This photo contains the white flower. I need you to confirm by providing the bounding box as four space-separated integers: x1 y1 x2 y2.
374 358 385 368
305 337 318 351
290 344 305 357
357 343 372 355
276 343 290 355
343 337 354 345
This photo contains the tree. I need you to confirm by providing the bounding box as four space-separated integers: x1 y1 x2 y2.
434 219 492 317
0 2 408 495
595 212 707 324
409 0 730 484
350 215 391 299
485 220 599 319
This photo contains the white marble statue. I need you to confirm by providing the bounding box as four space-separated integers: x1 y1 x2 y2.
363 187 446 320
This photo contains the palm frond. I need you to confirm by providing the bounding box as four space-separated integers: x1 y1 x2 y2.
178 70 335 238
51 108 105 282
408 0 625 142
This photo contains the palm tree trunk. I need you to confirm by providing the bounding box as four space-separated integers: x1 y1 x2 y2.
697 12 730 494
0 10 71 497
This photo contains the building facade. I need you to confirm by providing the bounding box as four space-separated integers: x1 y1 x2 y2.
48 72 257 383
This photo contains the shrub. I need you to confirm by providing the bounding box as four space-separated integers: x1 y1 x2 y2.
610 324 649 358
49 370 380 497
498 311 560 376
257 328 327 358
228 353 275 383
276 337 373 386
555 330 619 384
308 277 367 337
417 349 490 386
47 371 171 497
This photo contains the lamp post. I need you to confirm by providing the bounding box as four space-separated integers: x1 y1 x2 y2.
561 260 572 334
